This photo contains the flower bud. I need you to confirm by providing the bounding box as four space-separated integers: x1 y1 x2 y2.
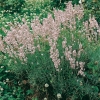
72 50 76 57
79 43 82 49
44 97 47 100
45 83 49 88
1 66 4 68
0 88 4 91
57 93 62 99
79 0 82 4
6 78 9 82
82 0 85 3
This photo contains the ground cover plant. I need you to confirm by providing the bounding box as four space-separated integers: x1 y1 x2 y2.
1 1 100 100
0 53 34 100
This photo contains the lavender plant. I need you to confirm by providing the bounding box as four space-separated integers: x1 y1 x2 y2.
0 1 100 100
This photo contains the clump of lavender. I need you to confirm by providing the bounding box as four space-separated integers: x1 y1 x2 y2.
0 7 100 100
0 1 100 99
0 1 100 74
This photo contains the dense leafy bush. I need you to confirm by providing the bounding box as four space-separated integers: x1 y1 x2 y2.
84 0 100 24
50 0 79 8
0 0 25 13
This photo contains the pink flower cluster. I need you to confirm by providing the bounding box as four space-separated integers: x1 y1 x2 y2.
62 38 85 76
54 1 84 30
49 39 60 69
2 23 35 61
84 15 100 42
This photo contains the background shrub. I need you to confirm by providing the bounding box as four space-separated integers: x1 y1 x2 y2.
84 0 100 24
0 0 25 13
50 0 79 8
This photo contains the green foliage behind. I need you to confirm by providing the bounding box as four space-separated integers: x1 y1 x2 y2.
84 0 100 24
50 0 79 8
0 0 25 13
